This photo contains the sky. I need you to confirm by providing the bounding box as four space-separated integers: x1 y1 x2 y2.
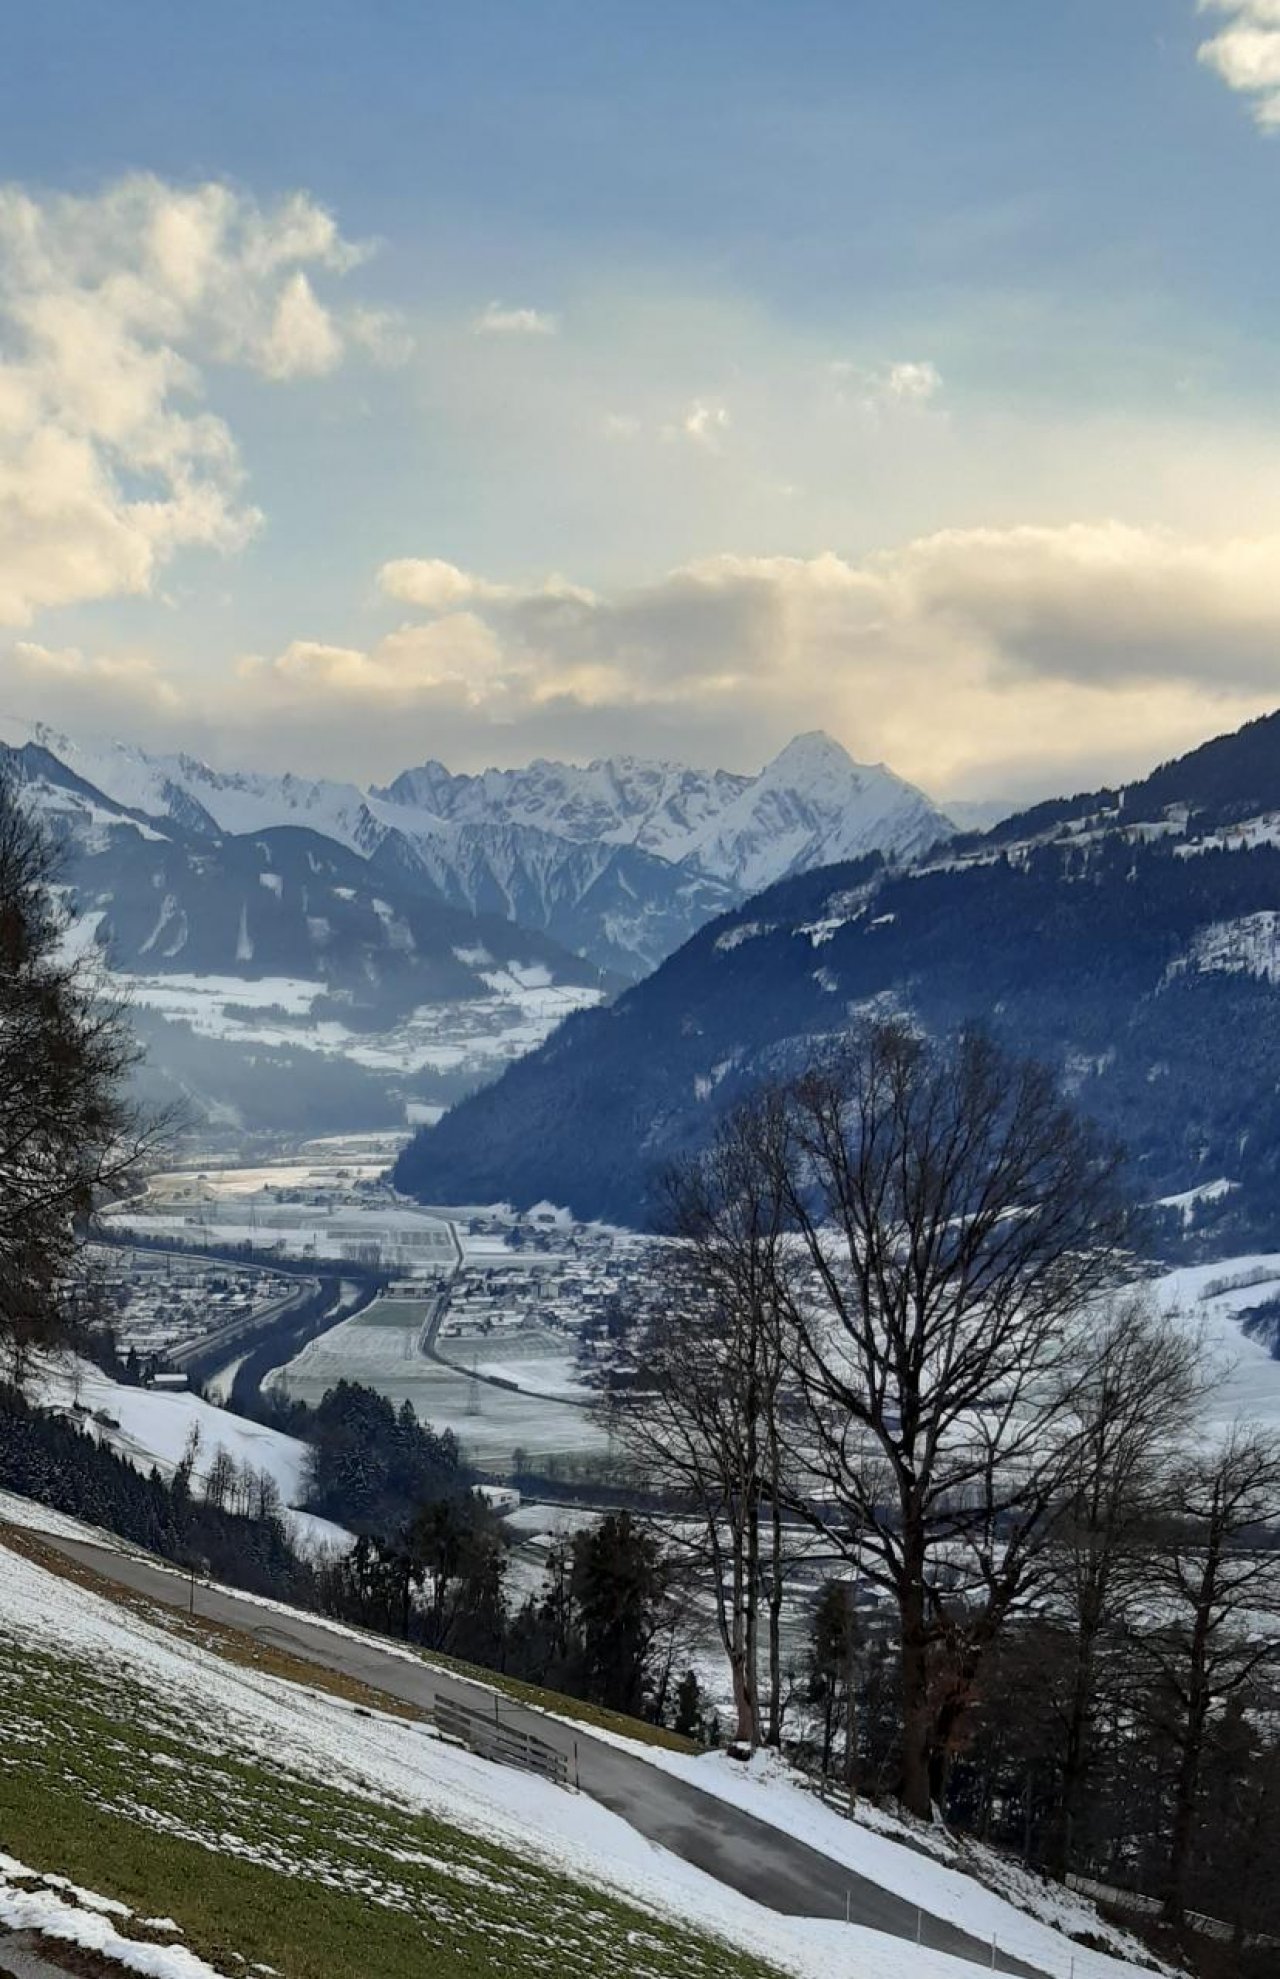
4 2 1280 801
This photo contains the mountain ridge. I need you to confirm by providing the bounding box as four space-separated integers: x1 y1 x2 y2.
394 705 1280 1249
0 715 957 976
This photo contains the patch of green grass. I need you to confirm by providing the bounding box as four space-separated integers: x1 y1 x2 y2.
0 1641 773 1979
3 1519 696 1756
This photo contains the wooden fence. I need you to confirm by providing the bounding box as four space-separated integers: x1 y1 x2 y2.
432 1693 571 1789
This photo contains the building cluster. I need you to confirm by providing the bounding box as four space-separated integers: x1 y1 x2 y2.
77 1245 290 1367
440 1221 652 1370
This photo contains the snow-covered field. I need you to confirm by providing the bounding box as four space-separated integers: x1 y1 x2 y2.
22 1356 351 1556
0 1513 1159 1979
270 1298 611 1471
1148 1252 1280 1434
119 964 602 1084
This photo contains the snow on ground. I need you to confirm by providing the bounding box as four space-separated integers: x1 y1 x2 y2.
32 1356 309 1499
544 1742 1157 1979
1174 911 1280 986
0 1489 133 1548
0 1493 1157 1979
123 972 327 1023
115 964 603 1090
0 1536 1057 1979
22 1357 350 1557
1152 1178 1238 1223
270 1305 611 1470
453 1352 591 1401
0 1855 215 1979
1148 1252 1280 1435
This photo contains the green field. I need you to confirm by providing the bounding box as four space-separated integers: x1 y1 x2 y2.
0 1635 777 1979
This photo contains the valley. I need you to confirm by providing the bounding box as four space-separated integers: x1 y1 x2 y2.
10 704 1280 1975
11 22 1280 1975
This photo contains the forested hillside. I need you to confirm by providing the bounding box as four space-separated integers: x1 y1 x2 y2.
397 711 1280 1239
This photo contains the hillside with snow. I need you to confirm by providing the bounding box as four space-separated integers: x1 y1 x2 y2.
396 704 1280 1242
0 1498 1161 1979
22 1353 350 1557
0 715 955 977
0 733 606 1136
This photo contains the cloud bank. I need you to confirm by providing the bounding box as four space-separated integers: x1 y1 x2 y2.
18 520 1273 801
0 173 402 628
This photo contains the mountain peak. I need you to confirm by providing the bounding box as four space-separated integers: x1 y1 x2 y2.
763 730 858 778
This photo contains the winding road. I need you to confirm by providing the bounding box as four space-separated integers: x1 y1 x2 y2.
24 1528 1045 1977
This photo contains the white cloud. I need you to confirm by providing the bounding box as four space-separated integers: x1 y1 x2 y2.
199 522 1280 793
377 557 596 613
0 173 401 627
830 357 944 412
239 613 514 708
256 271 344 380
377 558 513 611
1198 2 1280 125
348 307 415 367
4 641 183 738
473 301 559 336
679 400 731 449
882 360 943 403
17 520 1280 801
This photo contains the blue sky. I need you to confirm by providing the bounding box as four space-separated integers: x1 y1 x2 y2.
3 2 1280 798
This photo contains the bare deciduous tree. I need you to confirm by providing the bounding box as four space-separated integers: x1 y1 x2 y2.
1041 1296 1203 1876
759 1022 1128 1818
609 1111 796 1748
1141 1424 1280 1921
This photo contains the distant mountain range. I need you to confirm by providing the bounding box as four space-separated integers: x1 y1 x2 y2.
0 715 963 1136
0 735 607 1135
0 718 958 977
395 708 1280 1253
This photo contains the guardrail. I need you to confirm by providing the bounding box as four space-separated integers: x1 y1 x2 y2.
432 1692 571 1789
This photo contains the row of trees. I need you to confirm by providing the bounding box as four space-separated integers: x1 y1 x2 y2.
316 1501 690 1724
612 1023 1280 1933
795 1421 1280 1937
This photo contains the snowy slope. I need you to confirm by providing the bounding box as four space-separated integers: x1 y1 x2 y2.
1149 1252 1280 1436
0 711 956 977
25 1355 349 1555
0 1511 1158 1979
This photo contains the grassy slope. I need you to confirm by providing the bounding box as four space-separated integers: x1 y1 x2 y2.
0 1514 697 1756
0 1633 776 1979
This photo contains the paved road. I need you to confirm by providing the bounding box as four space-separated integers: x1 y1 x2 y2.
26 1532 1044 1976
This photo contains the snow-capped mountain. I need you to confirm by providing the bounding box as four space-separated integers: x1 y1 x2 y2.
374 729 947 890
0 719 386 856
0 736 605 1138
0 717 954 977
395 705 1280 1247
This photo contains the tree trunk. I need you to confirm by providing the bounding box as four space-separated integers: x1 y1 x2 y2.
744 1486 762 1748
729 1647 760 1746
1048 1646 1093 1880
898 1581 933 1819
1164 1544 1216 1924
843 1587 859 1813
765 1477 785 1747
